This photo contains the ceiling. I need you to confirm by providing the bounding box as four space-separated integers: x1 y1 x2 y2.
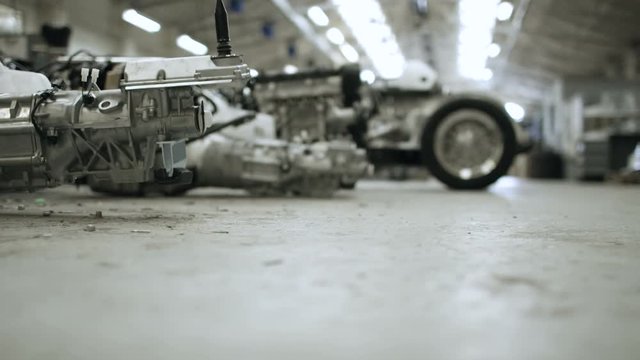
119 0 640 106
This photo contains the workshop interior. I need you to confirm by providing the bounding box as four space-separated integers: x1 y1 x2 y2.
1 0 639 358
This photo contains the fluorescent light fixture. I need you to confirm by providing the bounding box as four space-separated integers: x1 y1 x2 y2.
176 34 208 55
326 27 345 45
283 64 299 74
496 2 514 21
0 4 23 34
457 0 499 80
122 9 161 33
340 43 360 63
307 6 329 27
487 43 501 58
505 102 525 121
480 68 494 81
332 0 406 79
249 68 260 78
360 69 376 84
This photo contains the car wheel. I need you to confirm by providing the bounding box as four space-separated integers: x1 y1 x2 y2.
421 100 517 190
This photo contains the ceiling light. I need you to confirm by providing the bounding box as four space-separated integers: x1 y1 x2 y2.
340 43 360 63
496 2 514 21
0 4 22 34
487 43 501 58
122 9 161 33
480 68 494 81
176 34 208 55
505 102 525 121
326 27 345 45
360 69 376 84
307 6 329 27
332 0 405 79
283 64 299 74
457 0 499 80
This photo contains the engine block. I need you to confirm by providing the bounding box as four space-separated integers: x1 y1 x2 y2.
0 0 250 192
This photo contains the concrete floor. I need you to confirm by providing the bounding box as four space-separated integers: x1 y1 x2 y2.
0 178 639 360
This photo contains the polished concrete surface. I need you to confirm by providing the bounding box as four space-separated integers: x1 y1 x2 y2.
0 178 639 360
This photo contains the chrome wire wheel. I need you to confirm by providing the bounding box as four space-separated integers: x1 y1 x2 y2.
433 109 505 180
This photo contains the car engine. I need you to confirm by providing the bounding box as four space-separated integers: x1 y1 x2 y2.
0 0 250 192
88 90 368 197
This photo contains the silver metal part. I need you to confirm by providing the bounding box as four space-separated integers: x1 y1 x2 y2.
88 91 368 197
158 140 188 178
254 72 358 141
193 91 368 196
122 56 250 91
0 54 250 192
192 135 368 197
88 135 368 198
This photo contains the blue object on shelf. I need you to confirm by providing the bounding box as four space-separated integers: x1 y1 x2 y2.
262 21 274 39
230 0 244 13
287 42 297 58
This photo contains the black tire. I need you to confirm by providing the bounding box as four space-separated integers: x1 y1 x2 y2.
339 181 357 190
421 99 517 190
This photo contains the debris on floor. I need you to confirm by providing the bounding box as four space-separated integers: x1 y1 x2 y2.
33 233 53 239
263 259 284 267
131 230 151 234
34 198 47 207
